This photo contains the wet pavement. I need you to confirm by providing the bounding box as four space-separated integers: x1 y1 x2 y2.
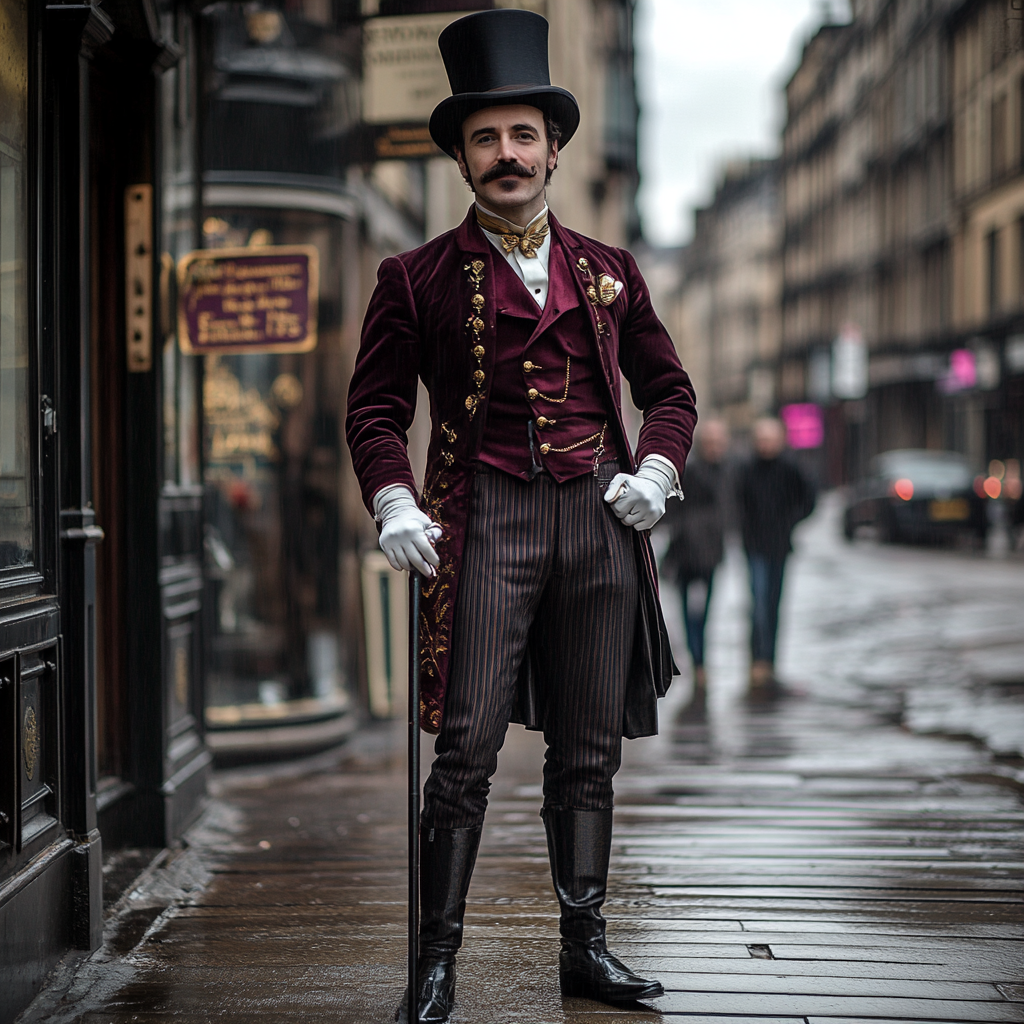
19 495 1024 1023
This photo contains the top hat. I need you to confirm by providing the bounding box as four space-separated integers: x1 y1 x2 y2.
429 9 580 158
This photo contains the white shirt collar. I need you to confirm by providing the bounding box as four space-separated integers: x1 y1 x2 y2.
476 203 551 310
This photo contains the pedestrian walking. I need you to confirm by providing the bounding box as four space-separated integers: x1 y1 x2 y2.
345 10 696 1021
737 417 815 691
659 419 729 704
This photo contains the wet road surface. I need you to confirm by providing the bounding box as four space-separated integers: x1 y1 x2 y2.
21 497 1024 1023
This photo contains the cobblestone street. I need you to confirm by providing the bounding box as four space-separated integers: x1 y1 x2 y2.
21 500 1024 1024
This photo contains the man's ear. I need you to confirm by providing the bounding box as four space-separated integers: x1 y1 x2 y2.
547 140 559 174
454 147 473 188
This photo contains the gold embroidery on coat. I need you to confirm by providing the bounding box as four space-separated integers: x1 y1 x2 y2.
464 260 486 419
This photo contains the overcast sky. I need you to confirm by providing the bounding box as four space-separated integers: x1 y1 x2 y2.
635 0 837 247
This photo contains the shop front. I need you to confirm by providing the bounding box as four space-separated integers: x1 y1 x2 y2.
0 2 210 1017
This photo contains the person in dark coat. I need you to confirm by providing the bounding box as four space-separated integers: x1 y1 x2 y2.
660 419 728 696
345 11 696 1021
736 417 815 689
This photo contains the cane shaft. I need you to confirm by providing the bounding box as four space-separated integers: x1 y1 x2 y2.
408 572 421 1014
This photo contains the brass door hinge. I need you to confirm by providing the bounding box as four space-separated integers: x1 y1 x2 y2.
125 184 153 372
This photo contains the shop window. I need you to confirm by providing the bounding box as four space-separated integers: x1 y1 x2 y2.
161 15 200 490
991 93 1008 179
0 0 30 572
200 208 350 727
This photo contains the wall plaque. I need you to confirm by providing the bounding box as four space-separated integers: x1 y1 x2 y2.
177 245 319 355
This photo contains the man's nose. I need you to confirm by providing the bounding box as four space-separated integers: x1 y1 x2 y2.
496 132 518 162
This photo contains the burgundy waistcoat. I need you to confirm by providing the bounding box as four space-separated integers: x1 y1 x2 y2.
479 238 618 480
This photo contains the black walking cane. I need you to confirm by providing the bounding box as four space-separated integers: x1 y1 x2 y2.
407 571 421 1022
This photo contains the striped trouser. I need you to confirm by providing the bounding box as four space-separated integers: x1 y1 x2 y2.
422 462 638 830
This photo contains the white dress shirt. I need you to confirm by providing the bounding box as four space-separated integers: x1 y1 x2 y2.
476 202 551 310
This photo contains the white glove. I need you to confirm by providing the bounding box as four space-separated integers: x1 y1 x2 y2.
603 457 678 531
373 485 442 576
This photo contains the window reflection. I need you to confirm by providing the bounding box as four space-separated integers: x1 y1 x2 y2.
0 0 30 571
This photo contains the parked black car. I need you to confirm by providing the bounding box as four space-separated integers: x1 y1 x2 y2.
844 449 988 545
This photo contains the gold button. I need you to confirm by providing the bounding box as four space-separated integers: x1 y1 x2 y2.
527 388 539 400
473 369 485 384
539 443 551 455
536 416 549 428
523 360 535 371
473 345 485 358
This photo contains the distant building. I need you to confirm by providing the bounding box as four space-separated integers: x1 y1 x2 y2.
780 2 962 483
949 0 1024 474
668 159 782 431
778 0 1024 483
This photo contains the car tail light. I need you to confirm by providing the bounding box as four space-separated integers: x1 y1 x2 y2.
890 478 914 500
983 476 1001 499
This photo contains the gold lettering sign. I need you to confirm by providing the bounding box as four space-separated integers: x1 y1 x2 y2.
177 245 319 355
23 704 37 781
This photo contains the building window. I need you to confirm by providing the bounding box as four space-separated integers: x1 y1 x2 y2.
1019 77 1024 170
987 227 1000 316
991 93 1008 180
0 0 31 572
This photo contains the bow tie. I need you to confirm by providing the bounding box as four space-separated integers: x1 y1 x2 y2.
476 208 549 259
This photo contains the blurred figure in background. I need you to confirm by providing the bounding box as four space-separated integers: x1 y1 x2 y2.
661 419 729 708
737 417 815 691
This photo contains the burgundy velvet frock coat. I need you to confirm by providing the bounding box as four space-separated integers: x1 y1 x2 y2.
346 207 697 737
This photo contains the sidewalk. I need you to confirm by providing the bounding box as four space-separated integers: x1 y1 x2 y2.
21 688 1024 1023
19 498 1024 1024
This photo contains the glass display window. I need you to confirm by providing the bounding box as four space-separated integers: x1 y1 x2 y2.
199 206 349 728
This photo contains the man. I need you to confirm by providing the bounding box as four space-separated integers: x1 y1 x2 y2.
736 417 815 690
346 11 696 1021
660 418 729 702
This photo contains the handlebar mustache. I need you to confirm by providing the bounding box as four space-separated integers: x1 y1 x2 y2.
480 161 537 184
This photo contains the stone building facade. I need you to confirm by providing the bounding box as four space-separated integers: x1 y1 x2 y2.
778 0 1023 482
668 159 782 430
780 1 961 483
949 0 1024 474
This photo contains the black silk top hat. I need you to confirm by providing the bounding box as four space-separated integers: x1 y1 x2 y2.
429 8 580 157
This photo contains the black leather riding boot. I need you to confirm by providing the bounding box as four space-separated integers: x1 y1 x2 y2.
543 807 664 1005
395 825 482 1024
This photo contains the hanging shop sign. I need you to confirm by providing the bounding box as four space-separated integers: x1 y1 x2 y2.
177 245 319 355
780 403 824 450
357 11 478 159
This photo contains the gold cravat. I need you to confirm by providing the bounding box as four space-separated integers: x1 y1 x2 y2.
475 207 549 259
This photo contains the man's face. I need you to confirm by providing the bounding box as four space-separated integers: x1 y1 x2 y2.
699 420 729 463
455 105 557 216
753 419 786 459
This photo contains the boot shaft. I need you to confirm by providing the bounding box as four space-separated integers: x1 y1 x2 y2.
542 807 613 945
420 825 482 955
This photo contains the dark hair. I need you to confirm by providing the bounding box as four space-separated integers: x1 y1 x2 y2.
455 115 562 188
